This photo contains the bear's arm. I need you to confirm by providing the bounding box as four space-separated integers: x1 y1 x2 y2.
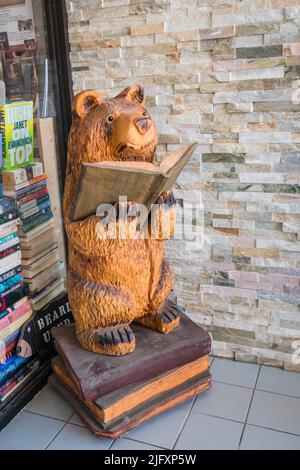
65 216 126 257
148 192 176 241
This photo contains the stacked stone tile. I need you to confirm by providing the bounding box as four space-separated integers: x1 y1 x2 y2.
66 0 300 371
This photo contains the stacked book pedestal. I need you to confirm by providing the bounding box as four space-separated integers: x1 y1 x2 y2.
50 313 212 438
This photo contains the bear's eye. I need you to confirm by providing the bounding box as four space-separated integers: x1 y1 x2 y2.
107 115 114 122
143 111 147 117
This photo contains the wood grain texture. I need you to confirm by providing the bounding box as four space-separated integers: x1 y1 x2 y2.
52 314 212 401
49 372 212 438
52 354 209 423
63 86 183 356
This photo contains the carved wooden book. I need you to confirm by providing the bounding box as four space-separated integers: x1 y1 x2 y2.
52 354 209 424
68 143 197 222
52 313 211 401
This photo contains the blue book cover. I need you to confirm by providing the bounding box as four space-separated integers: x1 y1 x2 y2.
0 355 29 385
0 273 24 295
0 133 2 198
0 196 16 215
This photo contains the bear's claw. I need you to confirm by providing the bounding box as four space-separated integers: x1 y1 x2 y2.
97 324 135 346
157 299 180 324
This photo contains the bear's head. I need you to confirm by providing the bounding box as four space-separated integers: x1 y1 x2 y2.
67 86 157 180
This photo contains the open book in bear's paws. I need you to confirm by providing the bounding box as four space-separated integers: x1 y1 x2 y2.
68 143 197 222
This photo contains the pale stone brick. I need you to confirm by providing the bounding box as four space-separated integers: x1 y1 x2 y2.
131 22 164 36
283 42 300 56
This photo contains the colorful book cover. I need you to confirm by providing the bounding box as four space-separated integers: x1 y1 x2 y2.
21 199 51 221
21 209 53 233
0 231 18 246
0 265 22 285
0 243 21 260
0 197 16 215
0 101 34 171
0 274 24 296
0 133 2 197
0 355 29 386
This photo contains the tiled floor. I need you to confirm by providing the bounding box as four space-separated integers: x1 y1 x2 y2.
1 357 300 450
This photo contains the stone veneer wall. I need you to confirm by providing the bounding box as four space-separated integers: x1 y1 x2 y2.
66 0 300 371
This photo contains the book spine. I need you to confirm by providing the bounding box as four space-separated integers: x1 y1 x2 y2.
0 358 39 399
0 355 29 386
0 256 21 276
0 307 32 342
0 219 20 234
0 243 21 260
17 186 48 206
0 300 29 332
0 226 17 239
0 209 18 225
0 236 20 254
16 182 47 200
0 265 22 284
2 162 43 186
20 210 53 233
14 175 47 192
0 297 26 321
0 198 17 215
0 284 28 313
0 231 18 247
21 200 51 220
0 273 23 295
19 194 49 214
0 336 18 364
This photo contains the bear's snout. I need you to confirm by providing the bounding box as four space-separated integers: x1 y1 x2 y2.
135 117 151 135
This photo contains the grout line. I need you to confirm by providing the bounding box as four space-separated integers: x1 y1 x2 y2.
242 423 300 439
255 387 300 400
113 437 168 450
171 396 198 450
44 421 68 450
212 379 256 390
237 365 261 450
67 412 86 427
24 409 70 424
108 439 116 450
187 409 245 425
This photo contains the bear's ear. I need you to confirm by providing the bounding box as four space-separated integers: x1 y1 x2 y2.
73 90 102 118
115 86 145 106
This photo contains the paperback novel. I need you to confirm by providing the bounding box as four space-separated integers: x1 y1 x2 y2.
0 101 34 171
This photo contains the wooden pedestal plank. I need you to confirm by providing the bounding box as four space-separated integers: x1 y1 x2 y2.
49 372 211 439
52 354 209 424
52 313 212 402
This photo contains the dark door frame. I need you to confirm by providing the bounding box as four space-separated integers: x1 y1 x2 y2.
44 0 73 190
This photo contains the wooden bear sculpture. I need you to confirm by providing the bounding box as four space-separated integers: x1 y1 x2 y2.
63 86 180 356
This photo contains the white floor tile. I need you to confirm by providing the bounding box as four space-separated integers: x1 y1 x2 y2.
47 423 112 450
248 390 300 435
125 406 189 449
210 358 259 388
257 366 300 398
175 413 243 450
192 381 252 422
26 384 74 421
0 411 64 450
240 425 300 450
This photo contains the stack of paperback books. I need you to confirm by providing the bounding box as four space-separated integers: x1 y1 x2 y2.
2 163 65 312
0 197 39 404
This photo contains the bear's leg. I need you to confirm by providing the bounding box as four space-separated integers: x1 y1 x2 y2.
135 260 181 334
68 273 137 355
